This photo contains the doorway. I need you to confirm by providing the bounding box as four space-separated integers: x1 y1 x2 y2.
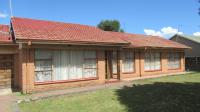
0 54 13 93
105 51 120 80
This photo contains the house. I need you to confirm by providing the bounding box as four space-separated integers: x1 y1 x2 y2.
0 17 189 94
170 34 199 70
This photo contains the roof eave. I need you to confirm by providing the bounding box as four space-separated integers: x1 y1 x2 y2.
123 45 190 49
15 39 129 47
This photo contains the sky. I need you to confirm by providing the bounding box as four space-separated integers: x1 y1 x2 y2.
0 0 200 38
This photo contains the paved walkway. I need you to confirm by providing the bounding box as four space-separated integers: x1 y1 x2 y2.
0 94 17 112
17 72 189 102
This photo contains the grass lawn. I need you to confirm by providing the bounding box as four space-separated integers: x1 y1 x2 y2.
19 72 200 112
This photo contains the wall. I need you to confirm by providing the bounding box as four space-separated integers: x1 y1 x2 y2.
19 46 107 93
18 45 185 93
121 49 185 79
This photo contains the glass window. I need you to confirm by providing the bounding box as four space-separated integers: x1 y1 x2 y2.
35 50 52 82
122 52 134 73
112 51 118 74
83 51 97 78
144 52 161 71
168 52 180 69
35 49 97 82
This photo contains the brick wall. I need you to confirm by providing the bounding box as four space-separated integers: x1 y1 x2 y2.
121 49 185 79
18 47 185 94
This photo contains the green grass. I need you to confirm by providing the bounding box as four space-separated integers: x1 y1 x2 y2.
19 72 200 112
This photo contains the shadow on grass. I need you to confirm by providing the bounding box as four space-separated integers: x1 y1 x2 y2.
116 82 200 112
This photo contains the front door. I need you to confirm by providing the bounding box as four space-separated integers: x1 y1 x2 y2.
0 55 13 91
105 51 119 80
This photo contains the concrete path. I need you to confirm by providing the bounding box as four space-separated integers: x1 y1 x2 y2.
0 94 17 112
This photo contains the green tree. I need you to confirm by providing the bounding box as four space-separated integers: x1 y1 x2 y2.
97 20 125 32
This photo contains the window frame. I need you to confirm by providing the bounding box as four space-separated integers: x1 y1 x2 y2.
34 49 98 85
34 50 53 82
112 51 118 74
144 52 162 72
122 51 135 74
167 52 181 70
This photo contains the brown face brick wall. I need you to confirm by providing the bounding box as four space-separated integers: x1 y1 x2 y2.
18 46 185 94
20 48 106 93
121 49 185 79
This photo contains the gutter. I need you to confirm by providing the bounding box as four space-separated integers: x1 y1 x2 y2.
15 39 130 47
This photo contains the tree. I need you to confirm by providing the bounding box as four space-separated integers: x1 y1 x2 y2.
97 20 125 32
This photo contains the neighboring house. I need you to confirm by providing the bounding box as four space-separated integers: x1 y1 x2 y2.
0 17 189 94
170 34 199 70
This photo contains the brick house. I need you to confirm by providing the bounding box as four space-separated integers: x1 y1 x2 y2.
170 34 200 70
0 17 189 94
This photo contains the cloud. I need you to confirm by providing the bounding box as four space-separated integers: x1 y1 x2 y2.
144 29 162 37
0 12 8 18
144 27 183 37
193 32 200 36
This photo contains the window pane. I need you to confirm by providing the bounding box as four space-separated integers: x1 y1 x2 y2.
144 52 161 71
122 52 134 72
68 51 84 79
84 69 96 78
35 61 52 71
84 60 96 69
84 51 97 78
84 51 96 59
35 49 53 82
112 51 118 74
168 52 180 69
35 50 52 59
35 71 52 82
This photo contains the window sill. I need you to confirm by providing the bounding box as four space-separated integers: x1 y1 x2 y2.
144 69 162 72
168 68 181 70
34 77 98 85
122 72 135 74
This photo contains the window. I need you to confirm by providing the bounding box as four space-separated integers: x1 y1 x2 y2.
35 49 97 82
168 52 180 69
83 51 97 78
122 52 134 73
35 50 53 82
144 52 161 71
112 51 118 74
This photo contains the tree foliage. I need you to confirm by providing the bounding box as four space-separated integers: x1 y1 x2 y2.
97 20 125 32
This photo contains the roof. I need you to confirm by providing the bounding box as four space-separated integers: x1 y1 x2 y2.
10 17 189 49
172 34 200 44
111 32 190 49
11 17 128 45
0 24 12 43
